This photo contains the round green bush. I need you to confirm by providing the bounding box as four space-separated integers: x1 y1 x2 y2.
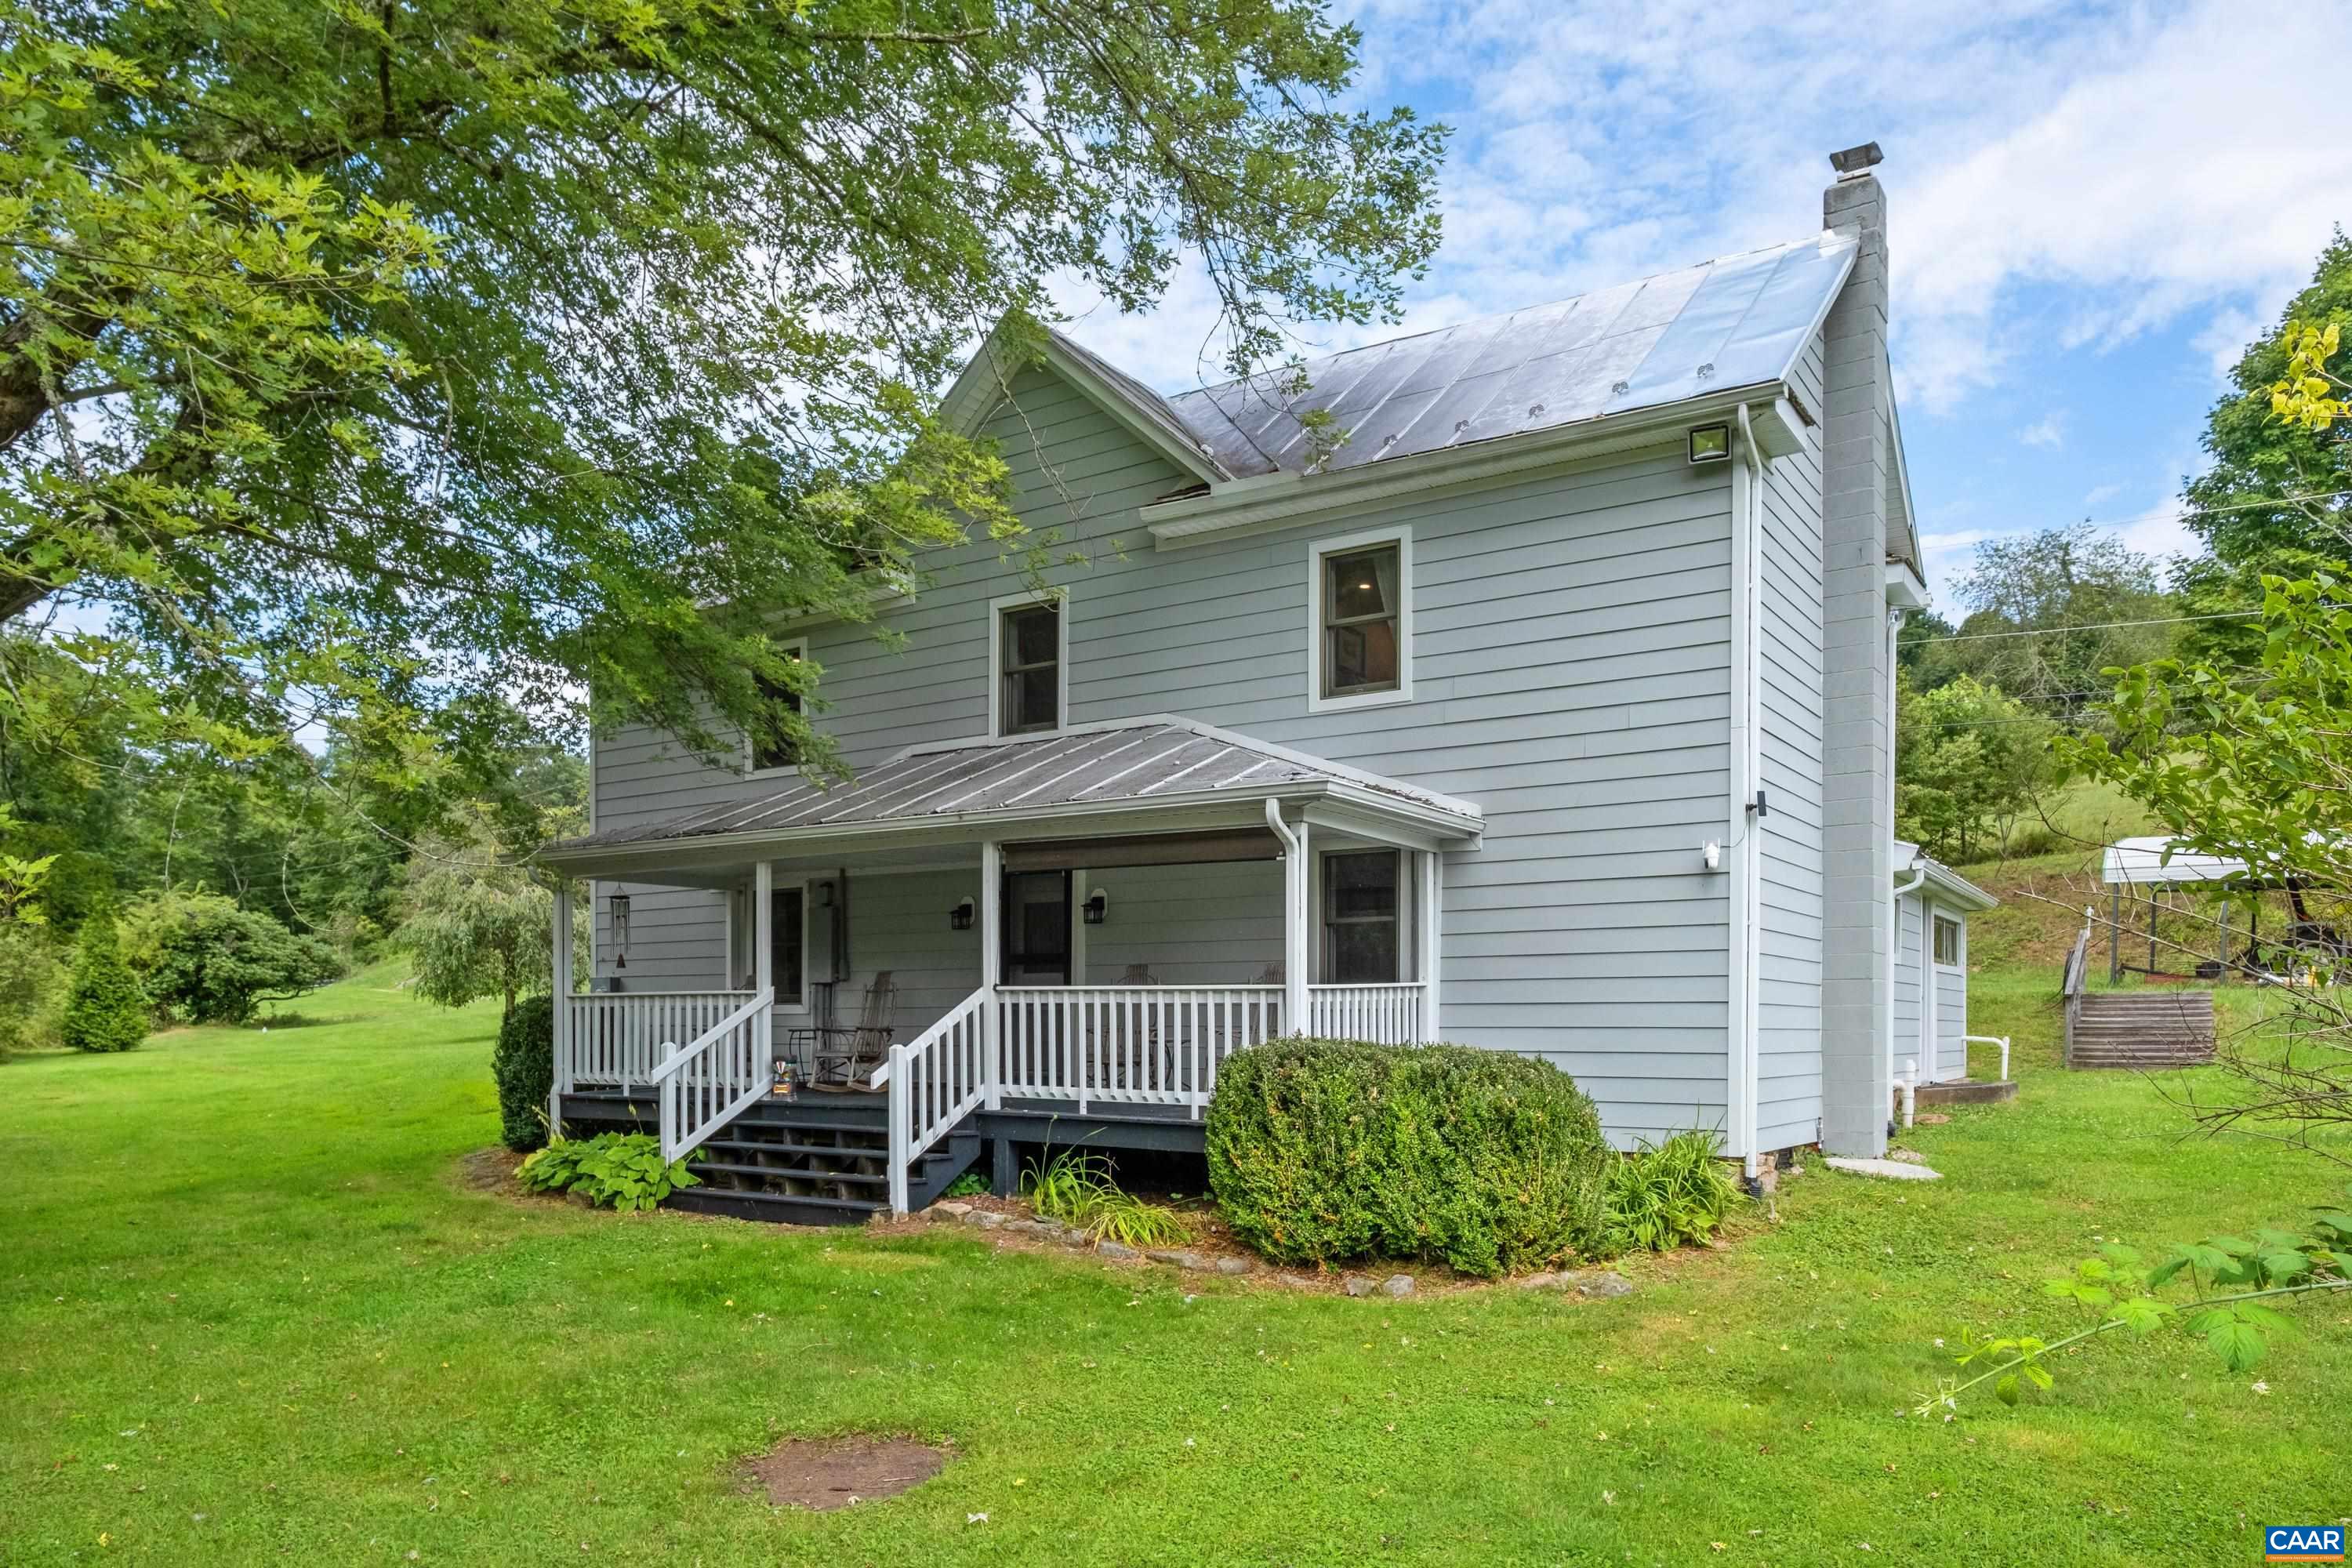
493 995 556 1152
1206 1037 1610 1277
60 904 147 1054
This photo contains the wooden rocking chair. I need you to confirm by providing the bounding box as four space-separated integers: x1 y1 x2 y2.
803 971 898 1091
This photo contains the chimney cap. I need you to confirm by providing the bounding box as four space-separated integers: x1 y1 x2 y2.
1828 141 1884 176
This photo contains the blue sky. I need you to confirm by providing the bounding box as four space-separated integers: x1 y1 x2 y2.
1051 1 2352 604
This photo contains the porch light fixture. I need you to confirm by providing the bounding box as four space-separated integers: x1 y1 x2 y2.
950 896 976 931
1687 423 1730 464
1082 888 1109 925
608 894 630 967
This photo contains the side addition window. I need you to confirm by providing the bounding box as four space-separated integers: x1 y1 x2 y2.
1310 530 1410 710
997 601 1062 735
750 641 805 773
1933 915 1962 967
1322 850 1400 984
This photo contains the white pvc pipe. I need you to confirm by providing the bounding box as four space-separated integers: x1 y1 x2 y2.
1900 1058 1917 1129
1965 1034 2012 1082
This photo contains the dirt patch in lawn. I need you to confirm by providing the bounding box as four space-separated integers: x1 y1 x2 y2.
457 1145 524 1192
742 1435 950 1510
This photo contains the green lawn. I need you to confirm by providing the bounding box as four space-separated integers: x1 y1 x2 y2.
2 966 2345 1566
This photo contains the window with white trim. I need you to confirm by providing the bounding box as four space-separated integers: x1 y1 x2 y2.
1933 914 1962 967
1322 849 1400 983
1308 528 1411 710
748 640 806 773
996 601 1062 735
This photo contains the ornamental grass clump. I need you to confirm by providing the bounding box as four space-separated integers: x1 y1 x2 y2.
1206 1038 1611 1277
1603 1129 1744 1253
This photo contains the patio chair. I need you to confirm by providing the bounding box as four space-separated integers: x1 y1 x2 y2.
803 971 898 1091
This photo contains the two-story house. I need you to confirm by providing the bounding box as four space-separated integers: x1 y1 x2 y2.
538 147 1995 1224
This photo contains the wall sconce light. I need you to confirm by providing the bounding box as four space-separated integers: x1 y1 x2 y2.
815 880 835 908
950 897 975 931
1687 423 1730 464
608 894 630 967
1702 841 1722 872
1082 888 1109 925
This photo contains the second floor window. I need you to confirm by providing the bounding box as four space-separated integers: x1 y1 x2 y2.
1310 529 1410 709
999 602 1061 735
749 642 805 772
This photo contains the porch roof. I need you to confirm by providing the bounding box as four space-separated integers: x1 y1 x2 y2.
540 716 1483 877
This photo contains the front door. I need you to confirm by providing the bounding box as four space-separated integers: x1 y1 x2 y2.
1002 869 1072 985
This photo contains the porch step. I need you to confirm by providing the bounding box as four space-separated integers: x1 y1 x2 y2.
666 1188 885 1226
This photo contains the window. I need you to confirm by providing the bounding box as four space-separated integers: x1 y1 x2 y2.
1308 528 1411 710
1933 914 1962 967
769 886 806 1004
749 641 805 773
996 600 1062 735
1323 850 1399 983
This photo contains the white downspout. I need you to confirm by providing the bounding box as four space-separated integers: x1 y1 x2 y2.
1732 406 1767 1177
1265 799 1309 1036
1891 852 1926 1127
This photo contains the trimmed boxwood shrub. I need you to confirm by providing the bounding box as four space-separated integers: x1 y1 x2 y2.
1206 1037 1611 1277
493 995 556 1152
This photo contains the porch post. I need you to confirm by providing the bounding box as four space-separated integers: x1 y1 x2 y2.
754 860 774 997
550 882 572 1116
979 840 1003 1109
1418 850 1442 1043
1284 815 1310 1035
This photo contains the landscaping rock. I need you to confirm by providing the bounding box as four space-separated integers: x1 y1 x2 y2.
1097 1240 1137 1260
962 1209 1006 1229
1382 1274 1414 1298
1822 1156 1942 1182
1885 1147 1929 1166
1342 1273 1378 1298
929 1201 973 1222
1214 1257 1252 1276
1004 1219 1059 1236
1566 1270 1635 1300
1146 1249 1212 1270
1515 1272 1565 1290
1060 1227 1091 1247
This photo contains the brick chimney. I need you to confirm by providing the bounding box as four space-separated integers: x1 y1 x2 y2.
1817 143 1896 1157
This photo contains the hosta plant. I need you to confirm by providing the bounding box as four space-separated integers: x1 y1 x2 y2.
517 1133 699 1214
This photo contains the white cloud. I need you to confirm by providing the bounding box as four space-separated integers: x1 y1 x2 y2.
2082 483 2123 509
2018 412 2067 451
1052 0 2348 426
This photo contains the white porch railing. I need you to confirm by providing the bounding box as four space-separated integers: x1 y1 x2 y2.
646 988 773 1163
562 990 759 1091
996 985 1287 1115
1306 982 1426 1046
877 987 990 1213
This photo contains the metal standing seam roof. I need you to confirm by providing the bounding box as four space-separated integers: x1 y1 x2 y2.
1153 232 1857 477
547 718 1479 853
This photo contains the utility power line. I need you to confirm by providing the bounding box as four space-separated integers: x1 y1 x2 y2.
1899 609 2263 648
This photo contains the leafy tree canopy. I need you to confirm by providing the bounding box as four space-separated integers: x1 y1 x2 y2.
1 0 1446 786
2183 230 2352 563
1921 524 2178 714
1894 673 2052 862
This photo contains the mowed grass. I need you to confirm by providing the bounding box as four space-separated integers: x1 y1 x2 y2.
3 967 2348 1566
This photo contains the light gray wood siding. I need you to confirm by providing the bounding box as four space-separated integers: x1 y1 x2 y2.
1755 328 1828 1150
1082 861 1285 985
592 362 1747 1145
1894 891 1925 1084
